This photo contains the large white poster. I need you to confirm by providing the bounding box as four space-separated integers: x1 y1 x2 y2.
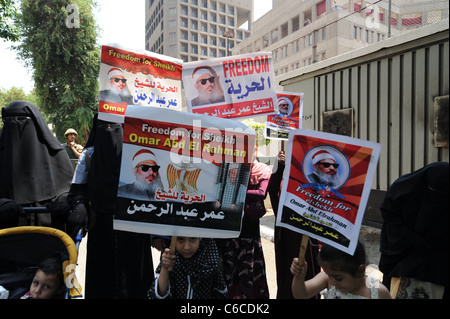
114 106 257 238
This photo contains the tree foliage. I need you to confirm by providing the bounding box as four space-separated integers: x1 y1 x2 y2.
242 118 271 147
14 0 100 143
0 0 20 41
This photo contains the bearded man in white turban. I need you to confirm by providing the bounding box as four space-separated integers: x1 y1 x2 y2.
99 67 134 105
191 66 225 107
118 149 165 200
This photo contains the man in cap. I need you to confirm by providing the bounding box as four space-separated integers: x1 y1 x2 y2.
307 150 340 187
99 67 134 105
63 128 83 159
191 66 225 107
118 149 165 200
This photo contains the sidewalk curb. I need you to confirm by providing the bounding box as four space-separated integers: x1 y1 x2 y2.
260 224 274 243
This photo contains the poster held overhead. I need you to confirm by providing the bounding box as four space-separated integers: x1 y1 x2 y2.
98 43 183 123
265 92 304 140
183 52 278 120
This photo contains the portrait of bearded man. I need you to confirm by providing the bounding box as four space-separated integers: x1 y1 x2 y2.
118 149 165 201
191 66 225 107
99 67 134 105
307 150 341 188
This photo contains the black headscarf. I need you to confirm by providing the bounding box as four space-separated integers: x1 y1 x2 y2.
379 162 449 289
0 101 73 205
85 114 123 213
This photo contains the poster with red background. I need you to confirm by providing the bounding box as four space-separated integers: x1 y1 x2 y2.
276 129 381 255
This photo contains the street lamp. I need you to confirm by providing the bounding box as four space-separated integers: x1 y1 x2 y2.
223 30 235 57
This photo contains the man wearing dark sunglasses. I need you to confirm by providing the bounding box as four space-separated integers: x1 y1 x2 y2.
118 149 165 200
191 66 225 107
99 67 134 105
307 150 341 187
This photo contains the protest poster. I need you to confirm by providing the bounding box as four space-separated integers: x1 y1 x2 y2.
98 43 183 123
113 105 256 238
275 129 381 255
182 52 278 120
265 92 303 140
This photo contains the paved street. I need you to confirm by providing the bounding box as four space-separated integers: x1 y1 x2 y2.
74 206 381 300
74 211 279 299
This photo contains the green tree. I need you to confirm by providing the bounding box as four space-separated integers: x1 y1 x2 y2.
14 0 100 143
242 118 271 147
0 0 20 41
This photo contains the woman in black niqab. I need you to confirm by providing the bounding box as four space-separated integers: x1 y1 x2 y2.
75 114 154 299
379 162 449 298
0 101 73 206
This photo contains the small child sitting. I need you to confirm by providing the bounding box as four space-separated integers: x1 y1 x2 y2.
148 237 227 299
21 256 65 299
291 241 391 299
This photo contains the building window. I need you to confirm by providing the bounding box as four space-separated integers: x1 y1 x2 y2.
292 15 300 32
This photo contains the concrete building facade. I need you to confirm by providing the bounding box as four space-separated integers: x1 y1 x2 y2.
145 0 253 62
232 0 449 77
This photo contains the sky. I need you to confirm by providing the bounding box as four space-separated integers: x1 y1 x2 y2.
0 0 272 95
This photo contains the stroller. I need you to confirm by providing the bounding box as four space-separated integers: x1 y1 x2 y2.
0 224 83 299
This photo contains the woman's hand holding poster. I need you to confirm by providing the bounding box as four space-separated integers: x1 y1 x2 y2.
114 105 256 238
276 129 381 255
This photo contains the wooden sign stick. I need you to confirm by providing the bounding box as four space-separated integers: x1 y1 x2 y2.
168 236 177 272
298 235 309 263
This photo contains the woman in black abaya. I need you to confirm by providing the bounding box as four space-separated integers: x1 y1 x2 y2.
70 115 154 299
379 162 449 299
0 100 73 227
